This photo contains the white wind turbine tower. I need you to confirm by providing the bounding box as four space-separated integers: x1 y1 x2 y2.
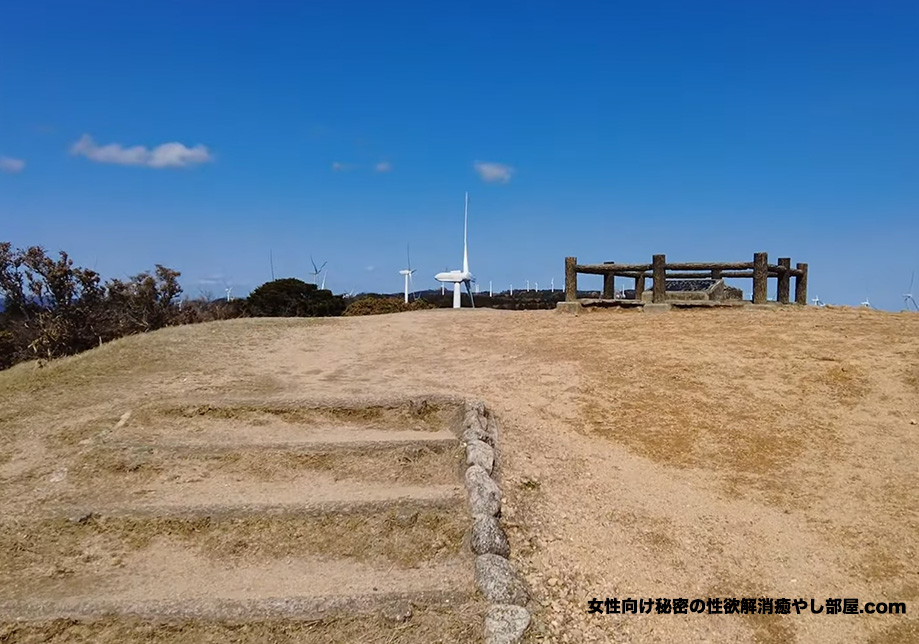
225 286 232 302
434 192 476 309
550 278 554 292
489 281 493 297
309 255 327 286
904 271 919 311
399 244 416 304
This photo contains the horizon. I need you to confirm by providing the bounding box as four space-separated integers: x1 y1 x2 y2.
2 1 917 312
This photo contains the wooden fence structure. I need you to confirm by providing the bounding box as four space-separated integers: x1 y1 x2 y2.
564 252 808 305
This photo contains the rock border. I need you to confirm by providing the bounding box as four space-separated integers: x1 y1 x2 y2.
461 400 531 644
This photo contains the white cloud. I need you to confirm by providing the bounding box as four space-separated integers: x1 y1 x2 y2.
70 134 213 168
374 161 393 173
0 157 25 173
365 265 375 272
473 161 514 184
331 161 356 172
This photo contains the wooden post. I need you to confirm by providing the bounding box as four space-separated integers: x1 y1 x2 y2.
602 273 615 299
565 257 577 302
777 257 791 304
752 252 768 304
652 254 666 303
710 268 722 280
795 262 808 305
634 275 645 300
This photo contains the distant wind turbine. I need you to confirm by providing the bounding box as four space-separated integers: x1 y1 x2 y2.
904 271 918 311
434 192 476 308
399 244 417 304
309 255 327 285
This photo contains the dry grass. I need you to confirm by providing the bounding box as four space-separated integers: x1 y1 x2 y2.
0 604 485 644
0 507 468 582
2 308 919 643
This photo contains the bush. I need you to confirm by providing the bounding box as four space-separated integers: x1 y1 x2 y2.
247 278 346 317
0 241 227 370
343 297 436 316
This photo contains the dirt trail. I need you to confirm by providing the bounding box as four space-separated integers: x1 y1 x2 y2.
1 306 918 642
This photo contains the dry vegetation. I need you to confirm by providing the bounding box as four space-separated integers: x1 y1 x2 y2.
1 306 918 642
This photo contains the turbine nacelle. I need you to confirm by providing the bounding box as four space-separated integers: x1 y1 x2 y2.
434 270 472 283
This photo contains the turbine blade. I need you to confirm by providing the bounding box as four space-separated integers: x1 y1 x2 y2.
466 280 475 308
463 192 469 275
407 243 412 272
910 270 915 294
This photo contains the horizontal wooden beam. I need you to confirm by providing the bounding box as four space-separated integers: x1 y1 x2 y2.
664 261 755 271
576 263 651 274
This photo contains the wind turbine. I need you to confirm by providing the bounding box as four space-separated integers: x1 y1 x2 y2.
904 271 918 311
434 192 476 308
489 281 493 297
225 286 232 302
811 295 824 307
861 295 871 308
321 269 328 290
309 255 327 286
550 278 554 292
399 244 416 304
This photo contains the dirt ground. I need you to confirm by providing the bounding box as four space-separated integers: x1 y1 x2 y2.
1 306 917 643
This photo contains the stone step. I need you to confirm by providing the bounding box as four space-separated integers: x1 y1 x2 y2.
0 602 485 643
52 460 465 509
101 427 460 448
0 550 475 622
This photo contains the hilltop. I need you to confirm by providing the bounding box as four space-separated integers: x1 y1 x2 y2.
1 306 918 643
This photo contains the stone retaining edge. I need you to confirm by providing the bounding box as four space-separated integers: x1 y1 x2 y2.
462 399 531 644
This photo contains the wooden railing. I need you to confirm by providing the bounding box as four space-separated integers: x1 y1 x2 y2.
564 252 808 305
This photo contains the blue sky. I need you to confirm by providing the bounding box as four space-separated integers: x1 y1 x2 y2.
1 1 917 309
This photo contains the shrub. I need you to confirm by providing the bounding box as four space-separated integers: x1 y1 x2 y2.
0 242 200 369
343 297 436 316
247 278 346 317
